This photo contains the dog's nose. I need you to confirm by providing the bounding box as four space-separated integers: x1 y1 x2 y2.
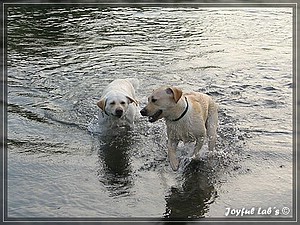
140 108 147 116
115 108 123 117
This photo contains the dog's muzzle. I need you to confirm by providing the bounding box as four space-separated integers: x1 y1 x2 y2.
140 108 162 123
140 108 148 117
114 108 123 118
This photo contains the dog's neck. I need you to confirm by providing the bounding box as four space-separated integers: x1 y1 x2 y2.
102 109 110 116
167 97 189 122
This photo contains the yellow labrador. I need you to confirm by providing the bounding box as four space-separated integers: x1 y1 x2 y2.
97 78 139 128
140 86 218 171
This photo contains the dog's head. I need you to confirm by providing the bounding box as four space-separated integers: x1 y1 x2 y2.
140 86 182 122
97 92 137 118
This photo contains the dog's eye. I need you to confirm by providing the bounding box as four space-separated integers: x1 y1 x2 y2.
151 98 157 103
110 101 116 105
121 101 126 105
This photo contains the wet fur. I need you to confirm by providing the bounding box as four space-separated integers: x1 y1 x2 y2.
140 86 218 171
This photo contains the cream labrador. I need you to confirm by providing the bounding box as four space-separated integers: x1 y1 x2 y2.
97 78 139 128
140 86 218 171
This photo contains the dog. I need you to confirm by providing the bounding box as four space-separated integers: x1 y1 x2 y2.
140 86 218 171
97 78 139 128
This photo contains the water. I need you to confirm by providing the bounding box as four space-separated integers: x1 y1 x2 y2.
6 5 293 220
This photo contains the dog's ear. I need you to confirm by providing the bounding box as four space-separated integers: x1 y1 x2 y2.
97 98 106 110
166 87 182 103
126 96 138 105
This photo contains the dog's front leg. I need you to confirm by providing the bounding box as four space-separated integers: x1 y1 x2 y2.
192 136 205 159
167 139 179 171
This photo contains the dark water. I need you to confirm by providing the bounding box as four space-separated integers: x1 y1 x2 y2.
5 5 293 220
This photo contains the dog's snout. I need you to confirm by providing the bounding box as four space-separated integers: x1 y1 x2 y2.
115 108 123 117
140 108 148 116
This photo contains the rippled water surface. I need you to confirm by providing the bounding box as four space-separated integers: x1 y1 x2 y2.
6 5 294 220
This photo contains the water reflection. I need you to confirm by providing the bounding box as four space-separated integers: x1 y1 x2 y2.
164 160 217 219
7 6 67 56
6 5 293 218
97 128 134 197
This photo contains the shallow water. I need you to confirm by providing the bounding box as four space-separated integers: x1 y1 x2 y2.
6 6 294 220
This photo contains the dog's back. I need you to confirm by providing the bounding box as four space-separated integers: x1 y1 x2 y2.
125 78 139 90
102 78 138 100
184 92 217 121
